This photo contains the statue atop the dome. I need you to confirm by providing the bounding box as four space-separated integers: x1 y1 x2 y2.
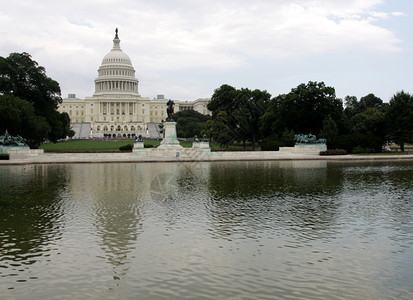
115 27 119 38
166 100 175 121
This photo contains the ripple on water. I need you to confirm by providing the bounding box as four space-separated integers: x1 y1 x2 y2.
1 162 413 299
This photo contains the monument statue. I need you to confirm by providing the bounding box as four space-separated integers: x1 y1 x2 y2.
166 100 175 121
0 130 28 147
135 134 143 142
294 133 326 145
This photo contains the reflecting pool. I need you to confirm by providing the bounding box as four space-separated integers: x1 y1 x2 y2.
1 160 413 299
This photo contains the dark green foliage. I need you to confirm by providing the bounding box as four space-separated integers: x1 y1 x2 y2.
352 146 374 154
385 91 413 152
335 134 383 153
260 137 284 151
172 109 211 138
260 81 344 138
208 84 270 149
0 153 9 160
67 130 76 139
0 52 70 146
280 128 295 146
0 94 50 148
320 149 348 155
119 144 133 151
319 115 338 148
205 111 234 148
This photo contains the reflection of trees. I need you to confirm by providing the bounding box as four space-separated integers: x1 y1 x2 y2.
337 161 413 248
0 165 67 274
207 161 343 242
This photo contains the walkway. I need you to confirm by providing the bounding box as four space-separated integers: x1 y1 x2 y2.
2 149 413 165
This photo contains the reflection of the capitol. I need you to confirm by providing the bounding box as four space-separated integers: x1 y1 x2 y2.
64 162 211 282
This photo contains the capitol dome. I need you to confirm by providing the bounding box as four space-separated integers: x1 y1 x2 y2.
94 28 139 97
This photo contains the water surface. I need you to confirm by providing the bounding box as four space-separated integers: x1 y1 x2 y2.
1 160 412 299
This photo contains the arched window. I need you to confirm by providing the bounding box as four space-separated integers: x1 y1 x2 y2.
117 125 122 131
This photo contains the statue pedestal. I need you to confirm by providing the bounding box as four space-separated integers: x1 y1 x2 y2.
192 142 210 149
133 142 144 150
158 122 183 149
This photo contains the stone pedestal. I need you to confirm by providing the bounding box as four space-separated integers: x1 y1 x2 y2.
279 144 327 155
158 122 183 149
133 142 144 149
192 142 210 149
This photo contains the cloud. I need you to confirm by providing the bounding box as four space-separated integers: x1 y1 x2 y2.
0 0 407 99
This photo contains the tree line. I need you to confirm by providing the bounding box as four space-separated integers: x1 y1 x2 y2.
1 52 412 152
0 52 72 148
192 82 412 152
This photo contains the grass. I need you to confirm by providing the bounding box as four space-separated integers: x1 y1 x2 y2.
40 139 193 152
354 151 413 156
39 139 263 152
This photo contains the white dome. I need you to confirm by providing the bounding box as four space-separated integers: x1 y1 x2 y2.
101 49 132 65
93 29 140 97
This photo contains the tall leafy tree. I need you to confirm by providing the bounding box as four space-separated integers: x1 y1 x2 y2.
385 91 413 152
260 81 344 138
171 109 211 138
205 111 234 148
0 94 50 147
208 84 270 149
0 52 69 145
235 88 271 149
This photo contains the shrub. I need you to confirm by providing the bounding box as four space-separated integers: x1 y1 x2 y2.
119 144 133 151
352 146 374 154
261 137 284 151
144 144 153 148
0 153 9 160
336 134 383 153
320 149 348 156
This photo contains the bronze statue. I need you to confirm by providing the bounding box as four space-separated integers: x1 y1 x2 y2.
166 100 175 121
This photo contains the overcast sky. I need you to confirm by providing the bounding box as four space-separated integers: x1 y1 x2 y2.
1 0 412 102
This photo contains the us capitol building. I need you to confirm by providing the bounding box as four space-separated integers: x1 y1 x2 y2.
58 29 210 138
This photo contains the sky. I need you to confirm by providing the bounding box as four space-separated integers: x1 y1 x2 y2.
1 0 412 102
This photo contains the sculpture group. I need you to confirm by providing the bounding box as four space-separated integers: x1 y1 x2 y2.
294 133 326 145
0 130 28 147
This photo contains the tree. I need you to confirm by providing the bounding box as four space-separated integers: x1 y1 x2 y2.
319 115 338 148
205 111 234 148
208 84 270 149
171 109 211 138
235 88 271 149
260 81 344 138
0 94 50 147
0 52 69 145
385 91 413 152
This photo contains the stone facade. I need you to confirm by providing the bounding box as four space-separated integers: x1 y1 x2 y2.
58 29 210 138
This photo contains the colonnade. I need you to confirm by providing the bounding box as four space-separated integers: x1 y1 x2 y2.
95 80 138 93
99 102 138 115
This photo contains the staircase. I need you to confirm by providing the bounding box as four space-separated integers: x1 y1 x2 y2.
71 123 91 139
147 123 162 139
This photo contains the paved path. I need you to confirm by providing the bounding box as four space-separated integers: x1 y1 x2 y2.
2 150 413 165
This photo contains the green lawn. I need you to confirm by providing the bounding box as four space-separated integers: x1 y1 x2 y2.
354 151 413 156
40 139 193 152
39 139 262 152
